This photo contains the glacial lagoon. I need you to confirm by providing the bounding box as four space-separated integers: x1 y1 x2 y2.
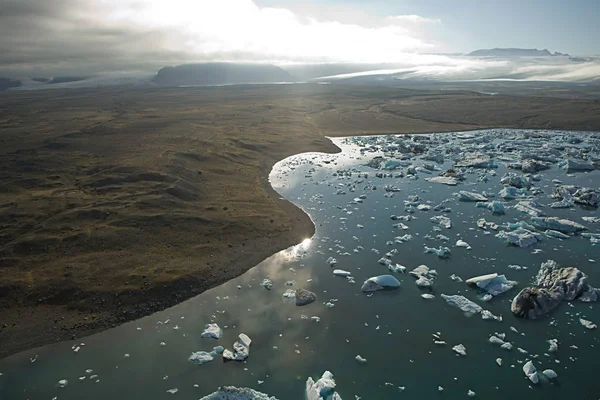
1 129 599 399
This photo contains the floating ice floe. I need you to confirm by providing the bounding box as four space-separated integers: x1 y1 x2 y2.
409 265 437 288
223 334 252 361
326 257 337 266
452 344 466 356
481 310 502 322
580 318 597 329
333 269 351 277
361 275 401 292
388 263 406 274
560 158 595 171
441 294 482 317
547 339 558 352
430 215 452 229
496 228 544 248
189 346 225 365
456 191 488 202
57 379 68 388
465 273 517 296
582 233 600 246
260 279 274 290
200 386 278 400
306 371 343 400
201 323 223 339
522 361 539 384
499 186 527 200
512 260 598 319
455 156 494 169
476 201 505 214
455 240 471 250
378 257 392 266
421 293 435 300
553 185 599 207
529 217 587 234
545 230 570 239
513 201 545 217
424 246 451 259
500 173 529 188
426 176 458 186
477 218 498 230
355 355 367 364
542 369 558 379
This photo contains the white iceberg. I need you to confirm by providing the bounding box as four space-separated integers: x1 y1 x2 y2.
476 201 505 214
430 215 452 229
452 344 467 356
333 269 351 277
189 346 225 365
456 191 488 202
496 228 544 247
580 318 597 329
305 371 343 400
201 323 222 339
530 217 587 234
200 386 278 400
455 240 471 249
361 275 401 292
441 294 482 317
223 334 252 361
466 273 517 296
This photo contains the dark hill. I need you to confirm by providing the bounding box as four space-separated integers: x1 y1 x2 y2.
153 63 292 86
0 77 22 91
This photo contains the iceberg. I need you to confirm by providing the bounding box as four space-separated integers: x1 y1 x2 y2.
500 173 529 188
452 344 467 356
495 228 544 247
542 369 558 379
223 334 252 361
522 361 539 384
189 346 224 365
466 273 517 296
260 279 273 290
530 217 587 233
455 239 471 249
201 323 222 339
430 215 452 229
333 269 351 277
424 246 451 259
513 201 545 217
456 191 488 202
200 386 278 400
409 265 438 288
499 186 527 199
455 156 495 169
560 158 595 171
361 275 401 292
306 371 343 400
580 318 597 329
425 176 458 186
512 260 599 319
476 201 505 214
441 294 482 317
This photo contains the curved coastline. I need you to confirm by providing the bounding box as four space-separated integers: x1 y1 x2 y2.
0 138 342 360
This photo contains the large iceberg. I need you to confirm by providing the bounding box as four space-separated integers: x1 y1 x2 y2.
466 273 517 296
511 260 598 319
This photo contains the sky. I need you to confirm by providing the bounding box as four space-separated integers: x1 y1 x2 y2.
0 0 599 78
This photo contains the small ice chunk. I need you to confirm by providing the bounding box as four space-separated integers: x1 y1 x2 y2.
467 389 476 397
456 191 488 202
430 215 452 229
305 371 341 400
223 334 252 361
465 273 517 296
355 355 367 363
496 358 502 366
452 344 467 356
455 240 471 250
388 263 406 274
57 379 68 388
326 257 337 266
333 269 351 277
421 294 435 300
522 361 538 384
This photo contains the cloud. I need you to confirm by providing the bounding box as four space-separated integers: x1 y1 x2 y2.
0 0 441 76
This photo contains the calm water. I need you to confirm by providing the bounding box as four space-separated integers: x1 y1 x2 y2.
1 129 599 400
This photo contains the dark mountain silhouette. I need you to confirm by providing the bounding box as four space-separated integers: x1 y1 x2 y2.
153 63 292 86
469 48 569 57
31 77 51 83
0 77 22 91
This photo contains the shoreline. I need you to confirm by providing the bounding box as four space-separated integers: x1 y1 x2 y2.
0 140 342 360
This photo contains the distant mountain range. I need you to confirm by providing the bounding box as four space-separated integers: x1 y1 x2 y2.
152 63 292 86
468 48 569 57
